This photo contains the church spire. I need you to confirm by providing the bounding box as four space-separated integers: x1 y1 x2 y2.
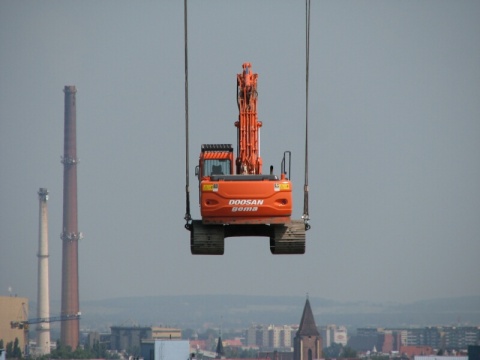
215 335 224 358
294 297 322 360
297 297 319 336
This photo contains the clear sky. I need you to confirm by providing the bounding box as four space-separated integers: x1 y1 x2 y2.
1 1 479 306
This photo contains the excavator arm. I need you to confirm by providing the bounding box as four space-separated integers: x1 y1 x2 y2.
235 62 262 175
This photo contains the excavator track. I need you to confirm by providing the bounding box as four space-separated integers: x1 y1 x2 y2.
270 220 306 255
190 220 225 255
190 220 305 255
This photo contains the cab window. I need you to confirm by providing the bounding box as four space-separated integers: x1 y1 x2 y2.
204 159 230 177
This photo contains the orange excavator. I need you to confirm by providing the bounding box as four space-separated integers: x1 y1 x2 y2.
182 0 312 255
186 63 307 255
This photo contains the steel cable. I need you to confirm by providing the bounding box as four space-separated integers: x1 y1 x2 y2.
303 0 311 230
184 0 192 229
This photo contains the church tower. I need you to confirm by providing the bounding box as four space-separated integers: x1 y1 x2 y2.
294 297 322 360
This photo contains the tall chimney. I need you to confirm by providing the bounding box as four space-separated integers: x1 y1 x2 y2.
36 188 51 355
60 85 82 349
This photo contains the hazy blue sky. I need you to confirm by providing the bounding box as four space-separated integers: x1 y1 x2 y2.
1 1 479 308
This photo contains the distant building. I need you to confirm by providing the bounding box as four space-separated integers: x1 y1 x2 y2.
444 327 480 350
86 331 100 348
400 345 435 357
247 324 263 347
282 326 295 348
270 325 283 349
468 345 480 360
86 331 111 349
349 327 480 353
348 328 379 352
348 328 401 353
357 328 382 338
190 339 208 351
141 339 190 360
110 326 181 351
222 338 243 347
151 327 182 340
424 327 442 349
0 296 29 355
378 330 402 353
293 298 322 360
321 325 348 347
404 328 427 346
247 324 296 350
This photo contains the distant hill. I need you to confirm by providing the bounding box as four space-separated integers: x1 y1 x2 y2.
44 295 480 332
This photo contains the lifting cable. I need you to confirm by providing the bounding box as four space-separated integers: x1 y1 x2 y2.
303 0 311 231
184 0 192 230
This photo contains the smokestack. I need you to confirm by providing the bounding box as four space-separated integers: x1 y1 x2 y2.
60 85 82 349
36 188 51 355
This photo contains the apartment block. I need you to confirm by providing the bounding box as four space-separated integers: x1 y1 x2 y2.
246 324 297 350
349 327 480 352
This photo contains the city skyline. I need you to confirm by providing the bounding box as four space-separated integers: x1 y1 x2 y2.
2 293 479 357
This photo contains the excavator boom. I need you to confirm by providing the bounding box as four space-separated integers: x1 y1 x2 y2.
235 62 262 175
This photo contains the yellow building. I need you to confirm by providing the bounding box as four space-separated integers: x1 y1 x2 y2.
0 296 29 354
151 327 181 340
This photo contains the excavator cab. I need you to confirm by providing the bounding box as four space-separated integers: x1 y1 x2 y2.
197 144 234 178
